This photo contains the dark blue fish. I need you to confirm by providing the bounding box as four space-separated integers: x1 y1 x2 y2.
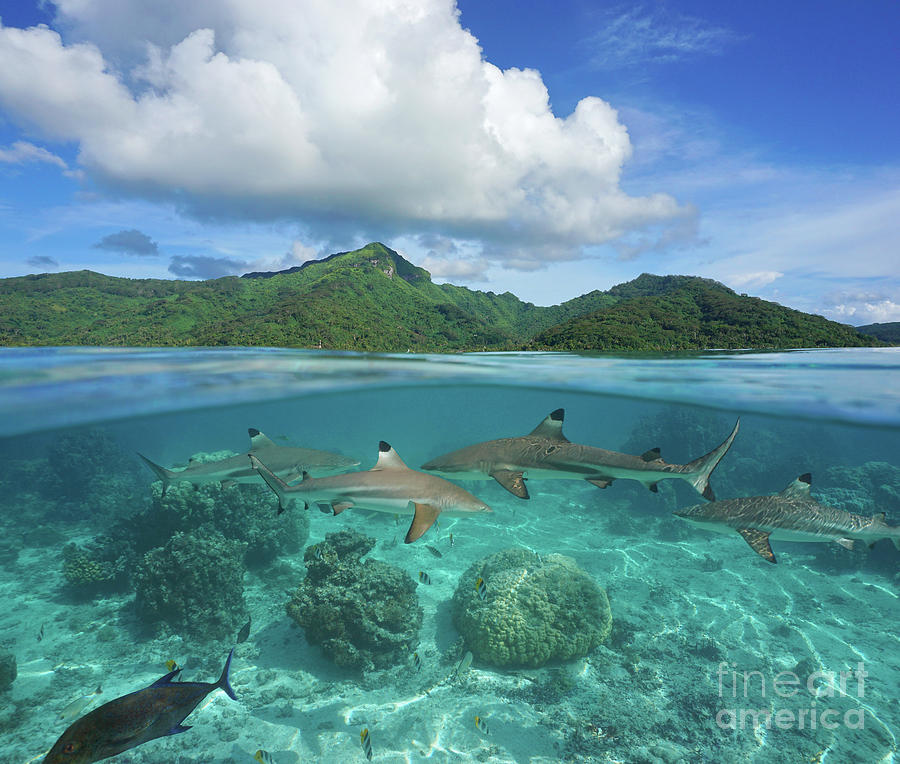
42 649 237 763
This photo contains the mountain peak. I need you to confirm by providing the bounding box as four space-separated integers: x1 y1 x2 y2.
241 242 430 282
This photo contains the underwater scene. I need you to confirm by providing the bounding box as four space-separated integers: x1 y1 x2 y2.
0 347 898 764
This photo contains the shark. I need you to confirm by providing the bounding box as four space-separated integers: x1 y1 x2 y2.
138 428 359 494
674 473 900 563
420 409 739 500
249 441 491 543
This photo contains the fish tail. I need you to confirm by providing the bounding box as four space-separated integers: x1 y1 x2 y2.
217 647 238 700
137 453 174 494
249 454 294 514
683 418 740 501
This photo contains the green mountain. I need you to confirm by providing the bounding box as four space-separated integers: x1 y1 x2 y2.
531 274 878 351
856 322 900 345
0 242 879 351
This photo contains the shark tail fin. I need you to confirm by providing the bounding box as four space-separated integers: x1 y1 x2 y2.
137 453 175 494
683 418 740 501
249 454 294 514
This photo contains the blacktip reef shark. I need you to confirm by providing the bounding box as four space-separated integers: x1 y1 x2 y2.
421 409 740 500
138 428 359 494
674 473 900 564
249 441 491 543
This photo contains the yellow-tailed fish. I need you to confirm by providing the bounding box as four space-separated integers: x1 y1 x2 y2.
455 650 473 677
165 659 178 672
361 727 373 760
418 571 431 585
57 686 102 722
412 652 422 672
475 715 490 735
475 577 487 600
254 750 275 764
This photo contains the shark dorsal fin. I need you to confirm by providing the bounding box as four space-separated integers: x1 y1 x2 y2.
529 409 568 441
780 473 812 498
373 441 408 470
248 428 277 451
641 447 662 462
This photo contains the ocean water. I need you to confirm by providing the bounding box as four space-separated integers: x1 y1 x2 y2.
0 347 898 764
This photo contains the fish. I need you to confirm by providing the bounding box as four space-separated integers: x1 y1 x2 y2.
360 728 373 761
418 571 431 585
674 473 900 564
449 533 454 548
42 648 237 764
424 544 443 558
412 652 422 672
254 750 275 764
474 715 490 735
250 441 491 543
236 616 251 644
422 409 739 501
57 687 102 723
165 660 178 672
38 623 44 641
455 651 473 677
475 577 487 600
138 428 359 495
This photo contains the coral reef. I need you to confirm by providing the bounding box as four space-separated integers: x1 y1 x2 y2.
133 530 248 641
61 543 118 590
0 649 15 692
452 548 611 668
286 529 422 671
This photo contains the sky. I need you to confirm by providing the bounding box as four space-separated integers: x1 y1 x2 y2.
0 0 898 324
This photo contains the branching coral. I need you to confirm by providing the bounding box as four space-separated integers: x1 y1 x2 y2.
452 548 611 667
286 529 422 671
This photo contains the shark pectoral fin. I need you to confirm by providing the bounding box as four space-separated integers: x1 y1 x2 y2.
835 538 855 550
737 528 776 563
406 503 441 544
331 500 354 515
640 447 662 462
316 502 332 514
587 478 612 489
490 470 529 499
647 482 659 493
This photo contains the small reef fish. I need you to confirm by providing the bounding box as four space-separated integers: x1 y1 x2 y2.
418 571 431 585
138 428 359 495
236 616 252 644
165 660 178 672
449 533 454 548
675 473 900 563
42 648 237 764
455 651 473 677
424 544 443 558
250 441 491 543
38 623 44 641
474 715 490 735
422 409 739 500
475 577 487 600
412 652 422 672
254 750 275 764
360 728 373 761
57 687 102 723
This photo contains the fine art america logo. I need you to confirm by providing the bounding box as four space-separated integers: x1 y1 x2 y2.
715 662 867 731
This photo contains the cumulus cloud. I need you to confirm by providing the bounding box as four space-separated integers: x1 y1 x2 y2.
0 140 67 168
93 228 159 256
726 271 784 290
168 254 247 279
588 5 738 69
27 254 59 269
0 3 687 265
821 290 900 325
421 254 490 282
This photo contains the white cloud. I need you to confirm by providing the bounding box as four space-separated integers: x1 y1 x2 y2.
587 5 738 70
726 271 783 290
420 254 490 281
0 140 67 168
0 3 687 264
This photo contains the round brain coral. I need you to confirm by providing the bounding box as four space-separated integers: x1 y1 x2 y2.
451 548 611 667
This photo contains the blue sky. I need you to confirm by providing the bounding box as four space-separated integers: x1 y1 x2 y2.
0 0 898 324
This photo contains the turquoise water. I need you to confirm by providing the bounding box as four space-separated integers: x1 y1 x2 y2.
1 347 898 763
